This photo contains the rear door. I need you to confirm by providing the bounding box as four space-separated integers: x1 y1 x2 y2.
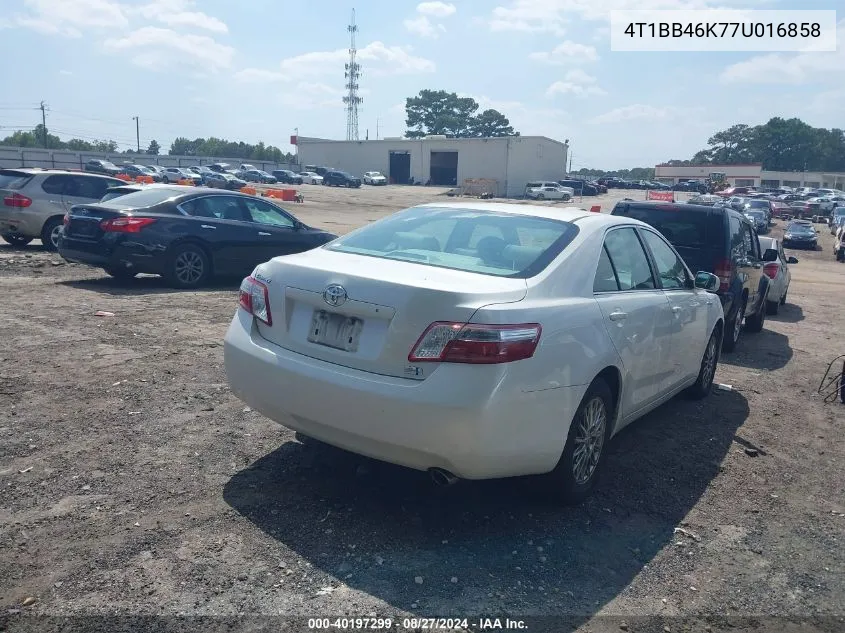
61 175 121 211
639 227 709 385
736 216 765 316
593 226 674 420
177 195 261 275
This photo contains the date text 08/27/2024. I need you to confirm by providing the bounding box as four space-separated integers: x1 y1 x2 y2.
308 617 528 630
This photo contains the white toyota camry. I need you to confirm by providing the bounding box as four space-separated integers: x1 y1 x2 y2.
224 202 725 503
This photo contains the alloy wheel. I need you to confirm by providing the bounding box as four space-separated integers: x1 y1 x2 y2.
572 397 607 485
50 224 63 249
732 305 743 343
702 335 718 388
174 250 204 285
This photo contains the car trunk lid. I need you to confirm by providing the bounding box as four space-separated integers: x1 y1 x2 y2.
252 248 527 380
65 205 129 240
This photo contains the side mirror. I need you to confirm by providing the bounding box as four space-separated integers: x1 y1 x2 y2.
694 271 720 292
787 256 798 264
762 248 778 262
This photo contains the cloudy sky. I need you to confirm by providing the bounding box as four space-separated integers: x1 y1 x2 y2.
0 0 842 170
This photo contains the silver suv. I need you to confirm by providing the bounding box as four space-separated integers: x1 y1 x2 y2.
0 169 125 250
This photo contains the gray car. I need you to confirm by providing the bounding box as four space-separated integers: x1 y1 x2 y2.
0 168 125 250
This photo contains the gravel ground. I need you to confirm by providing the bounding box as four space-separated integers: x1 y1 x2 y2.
1 186 844 632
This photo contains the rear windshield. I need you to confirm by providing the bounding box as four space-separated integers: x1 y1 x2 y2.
612 204 717 248
96 188 184 209
747 200 770 208
325 206 580 278
100 187 140 202
0 170 33 190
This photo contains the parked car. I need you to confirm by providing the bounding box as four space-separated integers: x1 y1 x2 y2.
743 209 768 233
272 170 303 185
829 207 845 232
58 188 337 288
145 165 167 177
298 172 324 185
558 179 598 195
363 171 388 186
119 164 162 182
757 236 797 314
84 159 122 176
304 165 330 176
716 186 750 198
770 201 791 218
0 168 125 250
835 222 845 262
782 219 818 250
686 194 723 206
240 169 278 184
323 170 362 187
239 164 257 172
208 163 232 174
611 200 772 352
525 186 572 201
205 172 248 190
162 167 201 184
223 202 724 503
817 195 845 213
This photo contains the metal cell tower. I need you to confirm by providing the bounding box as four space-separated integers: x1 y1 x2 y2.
343 8 362 141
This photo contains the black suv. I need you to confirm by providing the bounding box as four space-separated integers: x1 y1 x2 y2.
323 170 362 188
84 159 121 176
272 170 303 185
612 201 773 352
558 179 598 195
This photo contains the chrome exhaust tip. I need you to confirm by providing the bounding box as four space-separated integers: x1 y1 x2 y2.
428 467 459 486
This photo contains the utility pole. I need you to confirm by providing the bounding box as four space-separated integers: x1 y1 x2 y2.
343 9 362 140
40 101 47 148
376 118 380 140
132 116 140 152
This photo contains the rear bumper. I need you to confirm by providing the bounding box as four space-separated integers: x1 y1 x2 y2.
58 233 166 274
223 310 583 479
0 208 47 238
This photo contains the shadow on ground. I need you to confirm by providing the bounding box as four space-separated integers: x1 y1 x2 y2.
223 389 748 618
769 303 804 324
58 275 241 295
720 327 793 371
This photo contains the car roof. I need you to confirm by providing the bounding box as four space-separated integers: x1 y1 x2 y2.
419 201 652 228
1 168 120 178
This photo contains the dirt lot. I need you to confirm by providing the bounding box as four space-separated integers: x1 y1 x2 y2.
1 185 844 632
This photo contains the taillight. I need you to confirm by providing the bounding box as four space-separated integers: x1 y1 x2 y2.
714 258 733 292
99 217 157 233
763 263 779 279
408 322 541 364
3 193 32 208
238 276 272 325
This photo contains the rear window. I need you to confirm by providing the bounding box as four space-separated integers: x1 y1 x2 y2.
0 170 33 190
96 188 184 209
748 200 770 209
100 187 140 202
325 206 580 278
612 204 717 248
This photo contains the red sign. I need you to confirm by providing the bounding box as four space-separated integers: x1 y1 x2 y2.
290 135 298 145
647 190 675 202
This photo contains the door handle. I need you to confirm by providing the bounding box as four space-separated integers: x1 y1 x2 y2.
200 224 216 229
258 231 271 236
608 310 627 322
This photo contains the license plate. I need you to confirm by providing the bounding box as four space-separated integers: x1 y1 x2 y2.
307 310 363 352
71 221 97 237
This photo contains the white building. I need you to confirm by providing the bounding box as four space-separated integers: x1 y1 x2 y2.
654 163 845 189
295 135 569 197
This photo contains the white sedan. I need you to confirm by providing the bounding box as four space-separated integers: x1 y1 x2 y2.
299 171 323 184
526 186 573 201
224 203 724 503
363 171 388 185
758 235 796 314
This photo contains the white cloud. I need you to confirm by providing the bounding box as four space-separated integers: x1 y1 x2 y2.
588 104 676 124
405 2 455 38
128 0 228 33
59 69 73 76
103 27 235 72
279 83 344 110
276 42 435 79
487 0 761 35
416 1 457 17
720 23 845 85
546 70 606 97
529 41 598 64
14 0 128 36
233 68 288 83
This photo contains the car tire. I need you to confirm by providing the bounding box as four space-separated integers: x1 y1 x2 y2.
103 266 138 280
780 290 787 305
1 233 33 247
562 194 572 202
546 378 614 505
744 293 767 333
537 193 545 200
684 326 721 400
164 243 210 289
766 297 780 315
40 217 63 252
722 296 746 353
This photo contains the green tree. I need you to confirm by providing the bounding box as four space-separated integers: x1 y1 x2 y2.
469 109 517 137
146 139 160 155
65 138 94 151
405 90 518 138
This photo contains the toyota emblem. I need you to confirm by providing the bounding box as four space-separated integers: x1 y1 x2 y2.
322 284 348 307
